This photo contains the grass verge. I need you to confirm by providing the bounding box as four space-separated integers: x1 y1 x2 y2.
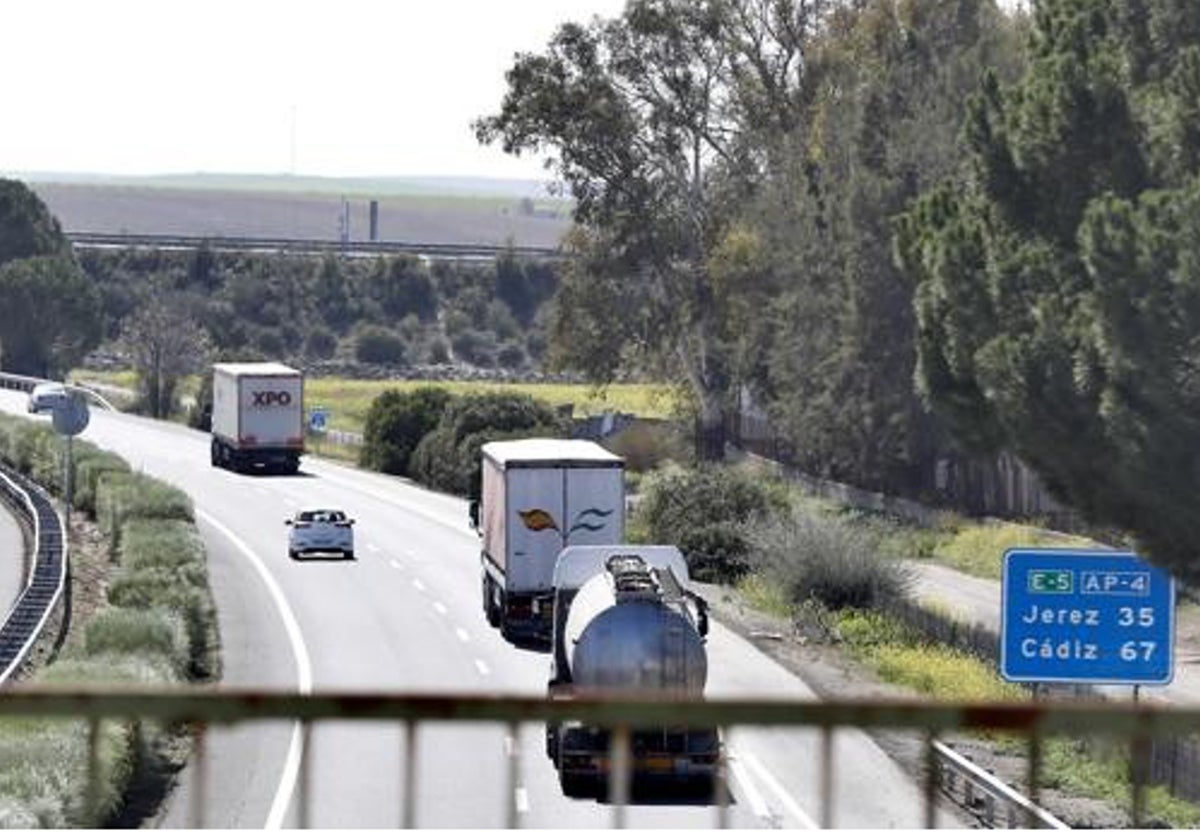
0 413 220 827
832 609 1200 827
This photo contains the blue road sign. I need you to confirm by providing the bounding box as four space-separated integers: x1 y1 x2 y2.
1001 549 1174 685
308 408 329 434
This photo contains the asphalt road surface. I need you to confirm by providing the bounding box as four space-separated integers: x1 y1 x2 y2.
0 391 962 829
0 492 25 621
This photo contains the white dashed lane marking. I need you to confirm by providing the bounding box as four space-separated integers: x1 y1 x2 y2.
433 601 447 615
412 578 426 592
455 627 470 643
515 787 529 814
474 659 490 676
389 560 404 571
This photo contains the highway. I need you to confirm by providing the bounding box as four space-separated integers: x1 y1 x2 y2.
0 390 962 829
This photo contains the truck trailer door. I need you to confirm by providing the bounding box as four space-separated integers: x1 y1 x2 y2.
505 467 566 594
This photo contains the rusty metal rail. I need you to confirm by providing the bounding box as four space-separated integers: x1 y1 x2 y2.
0 685 1191 828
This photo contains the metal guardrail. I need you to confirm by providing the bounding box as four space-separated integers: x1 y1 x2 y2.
66 231 564 262
935 739 1070 829
0 371 118 413
0 466 67 684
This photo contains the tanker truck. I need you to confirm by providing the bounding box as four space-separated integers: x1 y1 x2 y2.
545 545 719 797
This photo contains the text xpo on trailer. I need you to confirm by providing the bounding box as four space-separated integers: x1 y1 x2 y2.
1001 549 1174 686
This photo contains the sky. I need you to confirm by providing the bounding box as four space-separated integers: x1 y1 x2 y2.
3 1 626 180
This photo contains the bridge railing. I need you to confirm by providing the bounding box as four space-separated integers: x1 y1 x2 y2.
0 685 1188 829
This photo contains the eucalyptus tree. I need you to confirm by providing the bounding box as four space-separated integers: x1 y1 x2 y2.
476 0 823 459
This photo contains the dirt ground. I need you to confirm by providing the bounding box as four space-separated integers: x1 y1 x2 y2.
690 580 1137 829
10 513 112 681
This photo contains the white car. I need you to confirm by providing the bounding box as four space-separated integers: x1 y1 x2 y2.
286 509 355 560
27 382 68 414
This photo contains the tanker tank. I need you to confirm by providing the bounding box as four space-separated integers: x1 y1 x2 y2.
564 562 707 696
546 546 719 798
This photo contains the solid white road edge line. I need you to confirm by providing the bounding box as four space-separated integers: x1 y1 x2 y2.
726 752 773 823
197 509 314 831
741 750 820 830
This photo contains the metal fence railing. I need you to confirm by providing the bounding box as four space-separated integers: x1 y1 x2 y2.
1 685 1194 829
0 465 66 685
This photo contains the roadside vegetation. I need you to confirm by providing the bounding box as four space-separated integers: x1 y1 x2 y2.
0 413 219 828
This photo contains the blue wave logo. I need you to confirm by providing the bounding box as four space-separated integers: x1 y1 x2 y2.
567 508 614 535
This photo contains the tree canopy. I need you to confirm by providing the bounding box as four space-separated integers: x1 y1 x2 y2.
897 0 1200 579
0 179 101 377
477 0 820 459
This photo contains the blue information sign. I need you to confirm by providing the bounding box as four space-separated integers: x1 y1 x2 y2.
308 407 329 434
1001 549 1174 685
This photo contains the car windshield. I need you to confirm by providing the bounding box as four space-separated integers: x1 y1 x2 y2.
297 510 344 523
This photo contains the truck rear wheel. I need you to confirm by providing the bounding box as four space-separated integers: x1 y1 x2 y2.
558 768 596 799
483 575 500 627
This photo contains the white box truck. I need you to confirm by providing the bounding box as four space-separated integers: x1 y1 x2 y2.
210 362 304 475
475 438 624 644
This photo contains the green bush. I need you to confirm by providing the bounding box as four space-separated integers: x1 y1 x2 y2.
0 715 131 828
408 392 565 495
746 510 913 609
304 326 338 359
0 654 178 828
118 518 205 571
72 450 131 517
678 522 751 583
354 324 408 365
359 386 452 476
634 465 786 582
82 608 187 677
0 421 57 479
605 421 690 473
107 574 216 680
96 472 193 543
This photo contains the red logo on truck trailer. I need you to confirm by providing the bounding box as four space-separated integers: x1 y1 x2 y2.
251 390 293 407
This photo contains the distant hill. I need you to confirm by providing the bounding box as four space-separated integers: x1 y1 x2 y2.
6 173 573 249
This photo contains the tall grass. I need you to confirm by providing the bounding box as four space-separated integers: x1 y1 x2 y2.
932 522 1096 579
304 378 680 434
747 510 914 609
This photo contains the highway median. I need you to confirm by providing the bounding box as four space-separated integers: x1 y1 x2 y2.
0 413 220 828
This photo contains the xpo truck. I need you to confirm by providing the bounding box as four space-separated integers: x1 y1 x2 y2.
210 362 304 474
474 438 624 644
